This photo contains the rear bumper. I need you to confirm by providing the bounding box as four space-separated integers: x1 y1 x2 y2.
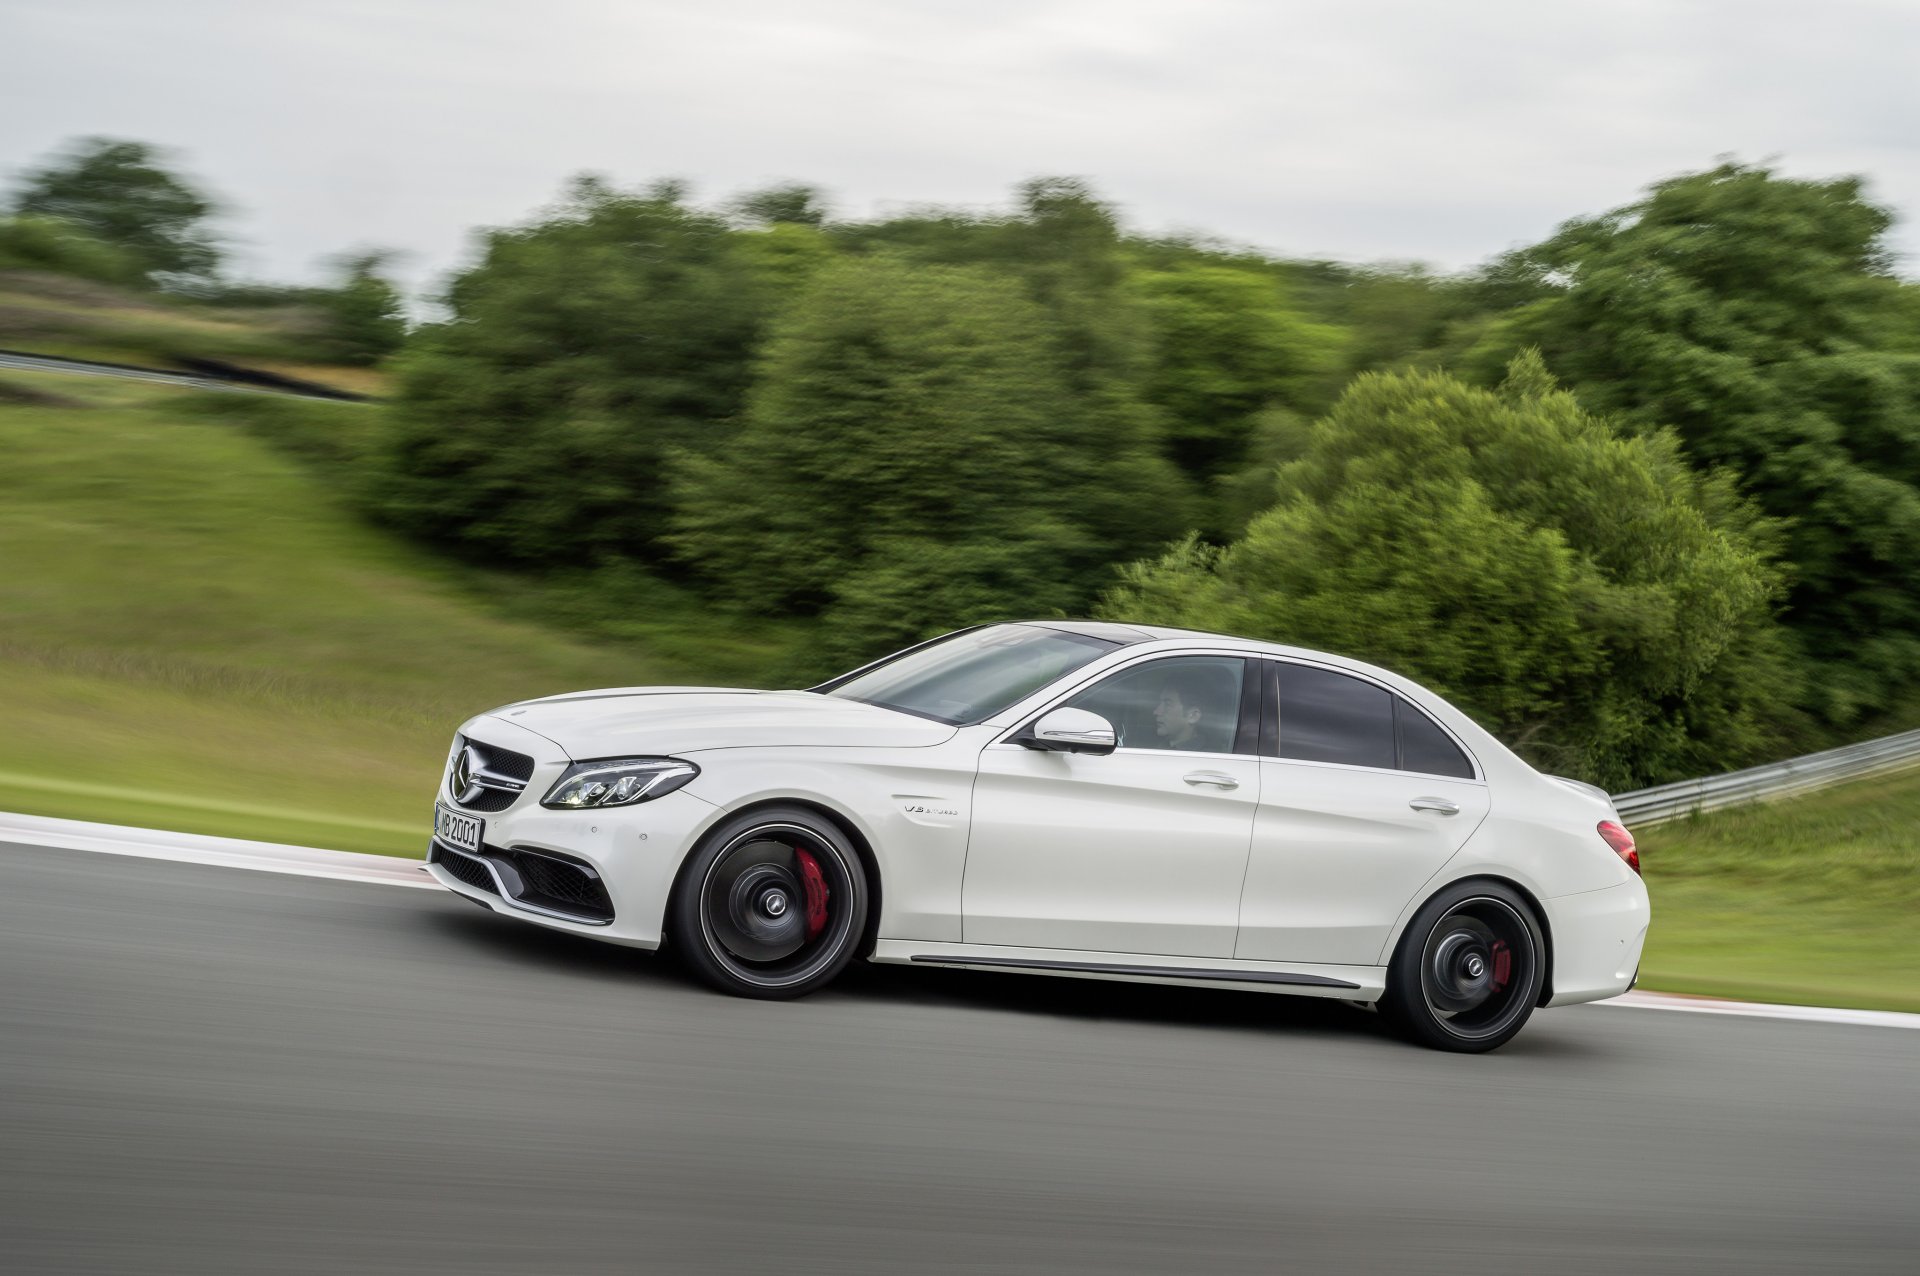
1542 879 1650 1008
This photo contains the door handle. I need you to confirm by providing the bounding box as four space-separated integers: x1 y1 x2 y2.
1409 796 1460 815
1184 771 1240 791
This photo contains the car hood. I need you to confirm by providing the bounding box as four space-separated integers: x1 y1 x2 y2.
477 687 957 758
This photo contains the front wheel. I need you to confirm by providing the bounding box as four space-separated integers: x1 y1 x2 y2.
1380 881 1545 1053
669 806 869 999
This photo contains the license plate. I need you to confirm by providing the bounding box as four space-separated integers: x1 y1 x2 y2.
434 803 483 854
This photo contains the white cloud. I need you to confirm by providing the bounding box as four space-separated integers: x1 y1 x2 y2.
4 0 1915 292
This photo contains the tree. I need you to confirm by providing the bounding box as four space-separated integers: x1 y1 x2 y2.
1100 355 1791 788
831 179 1198 556
369 177 769 562
985 179 1195 560
1466 162 1920 722
316 250 406 365
1132 262 1345 482
731 183 829 227
674 255 1148 670
10 137 220 281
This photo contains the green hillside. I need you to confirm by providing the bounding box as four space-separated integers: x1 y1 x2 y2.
0 372 788 853
1635 767 1920 1013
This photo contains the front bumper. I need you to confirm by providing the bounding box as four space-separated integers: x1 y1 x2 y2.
425 715 718 948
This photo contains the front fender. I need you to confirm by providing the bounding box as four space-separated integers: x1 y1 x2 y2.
678 741 985 943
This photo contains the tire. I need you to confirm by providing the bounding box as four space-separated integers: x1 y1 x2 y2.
669 805 870 1000
1379 880 1545 1053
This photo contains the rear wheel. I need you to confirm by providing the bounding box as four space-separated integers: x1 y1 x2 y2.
670 806 869 999
1380 881 1544 1052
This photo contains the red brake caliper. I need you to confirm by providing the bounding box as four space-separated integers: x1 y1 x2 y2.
1490 939 1512 992
794 848 830 941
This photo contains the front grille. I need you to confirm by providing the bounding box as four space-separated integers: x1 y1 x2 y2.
431 841 498 895
449 735 536 812
498 849 615 924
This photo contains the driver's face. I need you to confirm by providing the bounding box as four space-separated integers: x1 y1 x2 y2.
1154 689 1199 742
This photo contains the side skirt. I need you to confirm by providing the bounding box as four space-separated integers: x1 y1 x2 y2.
871 939 1385 1001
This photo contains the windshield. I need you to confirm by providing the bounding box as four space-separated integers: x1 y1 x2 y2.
820 625 1119 724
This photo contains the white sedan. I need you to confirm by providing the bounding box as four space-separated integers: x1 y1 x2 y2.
426 622 1649 1051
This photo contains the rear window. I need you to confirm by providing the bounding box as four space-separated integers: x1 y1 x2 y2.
1395 697 1475 778
1274 663 1476 777
1277 664 1395 769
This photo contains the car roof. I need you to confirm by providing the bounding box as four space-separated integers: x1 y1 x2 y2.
1018 619 1327 661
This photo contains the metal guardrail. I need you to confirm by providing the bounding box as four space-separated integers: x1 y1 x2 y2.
0 348 367 401
1612 728 1920 825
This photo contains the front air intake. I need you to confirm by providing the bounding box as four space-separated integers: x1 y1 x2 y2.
430 841 498 895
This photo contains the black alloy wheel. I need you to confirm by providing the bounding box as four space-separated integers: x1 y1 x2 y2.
670 805 869 999
1380 880 1544 1052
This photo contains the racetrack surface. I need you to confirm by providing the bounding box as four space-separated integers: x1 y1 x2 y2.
2 843 1914 1274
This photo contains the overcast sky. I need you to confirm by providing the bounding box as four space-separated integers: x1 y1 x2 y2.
6 0 1917 294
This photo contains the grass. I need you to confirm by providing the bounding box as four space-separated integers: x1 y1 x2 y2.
0 371 796 855
1635 766 1920 1013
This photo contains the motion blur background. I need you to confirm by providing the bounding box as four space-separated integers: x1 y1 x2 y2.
2 0 1917 1012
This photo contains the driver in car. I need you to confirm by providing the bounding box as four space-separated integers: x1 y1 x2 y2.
1151 666 1238 752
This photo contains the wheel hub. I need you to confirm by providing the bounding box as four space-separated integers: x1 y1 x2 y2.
706 841 811 961
1425 918 1499 1013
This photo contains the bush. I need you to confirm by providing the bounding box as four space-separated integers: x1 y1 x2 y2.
1101 354 1794 788
0 216 147 286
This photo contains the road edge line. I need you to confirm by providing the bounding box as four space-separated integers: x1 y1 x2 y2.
0 809 433 890
1592 989 1919 1030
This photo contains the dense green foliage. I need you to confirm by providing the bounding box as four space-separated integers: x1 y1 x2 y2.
9 138 221 281
1467 163 1920 725
1133 262 1345 483
676 256 1145 669
0 215 147 285
1100 356 1789 787
13 133 1920 787
369 179 771 562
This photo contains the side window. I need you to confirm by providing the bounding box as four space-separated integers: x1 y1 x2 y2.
1275 663 1395 769
1064 657 1247 755
1395 696 1475 778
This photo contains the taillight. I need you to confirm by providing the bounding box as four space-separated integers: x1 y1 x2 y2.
1598 820 1639 875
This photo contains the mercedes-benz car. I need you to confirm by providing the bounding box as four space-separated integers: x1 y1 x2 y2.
425 621 1649 1051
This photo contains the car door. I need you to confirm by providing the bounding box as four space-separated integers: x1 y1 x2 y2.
964 654 1261 958
1235 660 1490 966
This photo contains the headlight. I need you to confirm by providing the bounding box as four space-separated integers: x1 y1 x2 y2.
541 757 699 809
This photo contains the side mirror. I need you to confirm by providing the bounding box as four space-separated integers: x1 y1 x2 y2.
1021 707 1117 755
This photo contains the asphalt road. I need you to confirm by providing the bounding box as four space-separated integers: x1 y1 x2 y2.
2 843 1914 1274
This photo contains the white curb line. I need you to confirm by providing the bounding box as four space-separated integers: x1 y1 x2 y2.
5 809 1917 1031
0 810 434 889
1594 989 1918 1030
